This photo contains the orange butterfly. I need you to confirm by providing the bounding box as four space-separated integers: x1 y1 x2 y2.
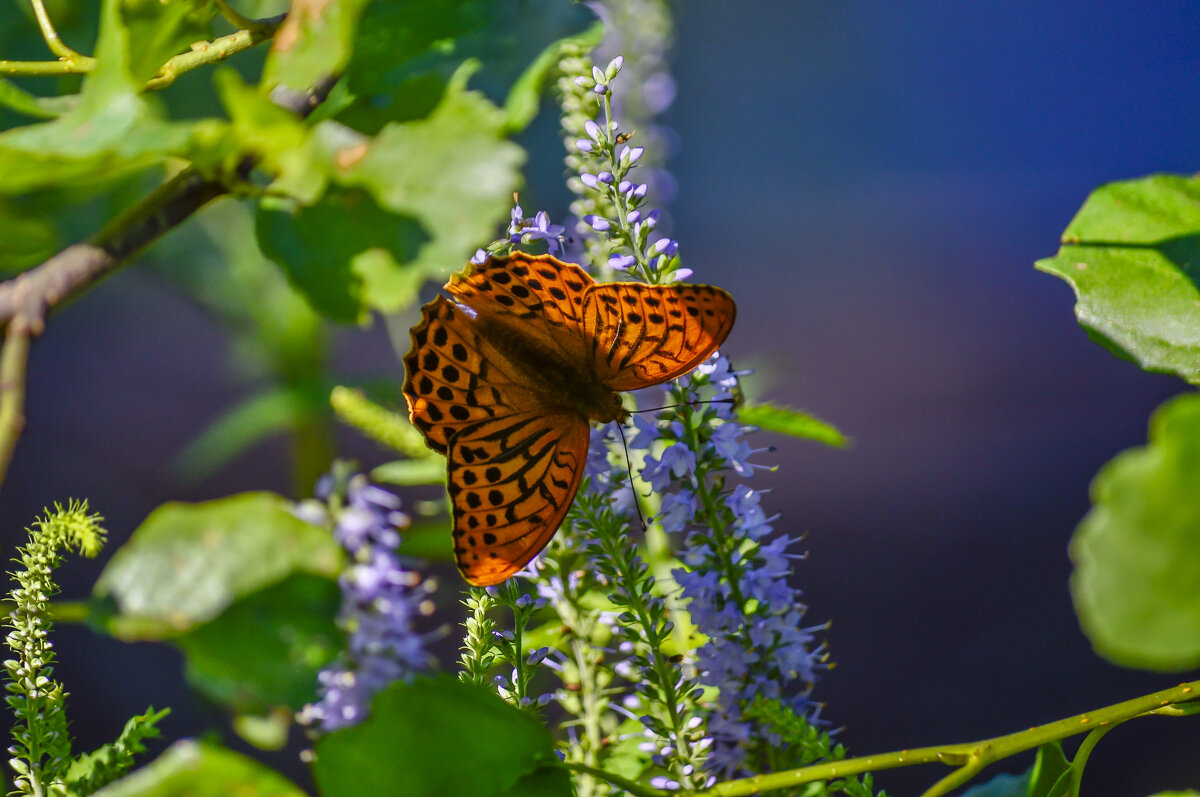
402 252 736 586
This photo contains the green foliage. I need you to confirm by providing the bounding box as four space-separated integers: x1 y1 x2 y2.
312 675 570 797
93 493 342 636
89 740 307 797
67 708 170 795
1036 174 1200 384
738 402 847 447
0 199 58 271
330 386 431 459
1070 392 1200 670
459 587 501 687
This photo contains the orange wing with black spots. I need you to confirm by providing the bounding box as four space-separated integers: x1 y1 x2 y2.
446 412 588 585
403 252 737 586
584 282 736 391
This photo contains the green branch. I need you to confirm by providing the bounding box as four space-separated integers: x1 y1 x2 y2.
144 18 284 90
693 680 1200 796
563 762 663 797
30 0 92 64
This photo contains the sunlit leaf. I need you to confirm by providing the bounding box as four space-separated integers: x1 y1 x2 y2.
91 740 306 797
313 675 569 797
94 492 342 637
1071 392 1200 670
262 0 371 94
1036 174 1200 383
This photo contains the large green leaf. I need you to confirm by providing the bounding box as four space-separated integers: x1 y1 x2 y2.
94 492 342 637
91 741 306 797
256 189 428 323
0 199 58 271
175 574 342 716
341 0 596 132
262 0 372 94
0 0 219 195
1036 174 1200 383
312 675 570 797
335 70 525 282
1071 392 1200 670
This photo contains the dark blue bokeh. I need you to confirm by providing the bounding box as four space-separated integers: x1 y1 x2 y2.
2 2 1199 793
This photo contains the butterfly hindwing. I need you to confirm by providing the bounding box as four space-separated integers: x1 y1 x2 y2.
447 412 589 586
583 282 736 391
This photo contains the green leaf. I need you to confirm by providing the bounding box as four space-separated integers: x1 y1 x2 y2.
1035 174 1200 383
335 69 525 281
173 386 330 481
1027 742 1072 797
261 0 372 94
256 189 428 323
1071 392 1200 670
371 458 447 486
738 402 847 447
0 0 219 196
959 771 1030 797
0 77 76 120
90 740 306 797
175 574 341 718
312 675 569 797
0 199 58 271
94 492 342 638
343 0 596 132
394 518 453 561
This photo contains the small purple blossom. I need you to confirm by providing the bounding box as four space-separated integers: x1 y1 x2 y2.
609 253 636 271
641 442 697 491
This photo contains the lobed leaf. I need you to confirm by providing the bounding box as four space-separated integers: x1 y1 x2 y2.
262 0 372 95
93 492 342 637
312 675 570 797
175 574 341 718
90 740 306 797
1070 392 1200 670
1036 174 1200 383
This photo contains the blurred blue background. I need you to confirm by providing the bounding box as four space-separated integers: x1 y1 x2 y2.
3 1 1200 793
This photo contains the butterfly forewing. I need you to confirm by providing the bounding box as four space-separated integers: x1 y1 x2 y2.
584 282 736 391
447 412 589 585
447 253 594 367
403 296 539 454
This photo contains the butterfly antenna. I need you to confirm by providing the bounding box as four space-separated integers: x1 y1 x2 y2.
615 422 649 534
633 398 737 414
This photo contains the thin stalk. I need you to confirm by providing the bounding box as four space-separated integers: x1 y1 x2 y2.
29 0 90 63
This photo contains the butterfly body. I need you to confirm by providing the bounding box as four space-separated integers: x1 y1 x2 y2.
403 252 735 585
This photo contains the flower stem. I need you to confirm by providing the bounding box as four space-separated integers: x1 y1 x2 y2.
695 680 1200 796
29 0 89 63
563 762 663 797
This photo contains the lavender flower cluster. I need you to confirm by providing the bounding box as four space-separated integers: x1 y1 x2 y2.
296 474 433 732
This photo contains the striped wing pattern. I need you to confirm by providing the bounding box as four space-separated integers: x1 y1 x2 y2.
583 282 736 391
447 412 589 585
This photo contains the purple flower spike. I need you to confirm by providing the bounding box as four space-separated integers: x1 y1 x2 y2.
632 183 648 199
580 173 599 188
584 119 603 142
627 210 641 224
649 237 673 256
622 146 645 164
671 268 694 282
609 254 636 271
576 139 594 153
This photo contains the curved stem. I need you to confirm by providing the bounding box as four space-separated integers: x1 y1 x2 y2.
145 18 284 90
696 680 1200 796
1068 724 1118 796
0 326 29 490
30 0 89 63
